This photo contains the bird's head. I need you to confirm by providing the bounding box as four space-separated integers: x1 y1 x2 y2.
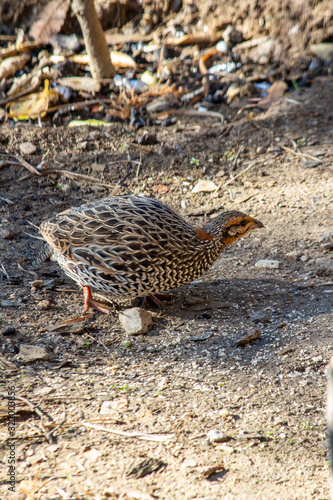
198 210 264 246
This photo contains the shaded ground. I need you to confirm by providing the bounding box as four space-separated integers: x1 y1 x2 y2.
0 72 332 499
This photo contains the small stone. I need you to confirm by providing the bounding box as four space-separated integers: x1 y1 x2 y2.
1 300 20 308
314 259 333 276
19 142 37 155
256 146 265 154
0 228 15 240
318 232 333 250
191 180 218 194
189 332 213 342
301 160 321 168
181 458 197 469
34 387 56 396
207 429 228 443
31 280 44 289
18 344 51 363
138 131 158 145
250 311 270 323
310 42 333 61
100 399 128 414
43 279 61 290
91 163 106 173
201 462 225 478
255 259 280 269
118 307 153 335
77 141 88 150
216 40 229 53
286 251 302 260
37 300 51 310
235 329 261 347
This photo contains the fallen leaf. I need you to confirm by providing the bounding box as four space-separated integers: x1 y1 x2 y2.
7 79 54 120
0 53 30 80
152 184 170 195
29 0 70 44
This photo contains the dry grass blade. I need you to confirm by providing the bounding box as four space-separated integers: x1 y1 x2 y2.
29 0 70 44
82 421 175 442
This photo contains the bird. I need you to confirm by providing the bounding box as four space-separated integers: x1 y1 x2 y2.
37 195 264 314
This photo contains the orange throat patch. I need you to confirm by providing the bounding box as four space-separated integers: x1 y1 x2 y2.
195 227 215 242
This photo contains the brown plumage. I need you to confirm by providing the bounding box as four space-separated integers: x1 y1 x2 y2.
38 195 263 313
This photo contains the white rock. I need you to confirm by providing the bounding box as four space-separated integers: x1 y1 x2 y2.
19 142 37 155
255 259 280 269
207 429 227 443
191 180 218 194
181 458 197 469
118 307 153 335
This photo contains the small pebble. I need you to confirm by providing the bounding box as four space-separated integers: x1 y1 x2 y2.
181 458 197 469
255 259 280 269
37 300 51 310
207 429 228 443
19 142 37 155
318 232 333 250
1 300 20 308
31 280 44 289
0 228 15 240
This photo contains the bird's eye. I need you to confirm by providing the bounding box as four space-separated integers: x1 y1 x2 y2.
240 220 247 226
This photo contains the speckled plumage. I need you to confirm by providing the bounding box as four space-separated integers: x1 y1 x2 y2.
38 195 263 308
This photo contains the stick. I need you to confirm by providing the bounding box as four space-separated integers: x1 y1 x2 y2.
223 161 256 187
40 169 117 188
15 155 41 176
280 145 323 163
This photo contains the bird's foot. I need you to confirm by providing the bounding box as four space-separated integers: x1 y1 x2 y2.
83 286 112 314
142 293 173 308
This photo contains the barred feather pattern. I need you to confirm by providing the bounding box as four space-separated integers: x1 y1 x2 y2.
39 195 262 298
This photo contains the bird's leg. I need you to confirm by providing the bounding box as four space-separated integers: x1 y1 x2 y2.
142 293 173 308
83 286 112 314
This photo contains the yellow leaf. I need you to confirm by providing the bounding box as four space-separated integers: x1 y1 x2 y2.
7 79 50 120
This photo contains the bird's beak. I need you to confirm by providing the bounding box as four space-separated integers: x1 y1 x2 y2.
252 218 264 229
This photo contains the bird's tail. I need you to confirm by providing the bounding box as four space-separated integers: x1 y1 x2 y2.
32 243 53 267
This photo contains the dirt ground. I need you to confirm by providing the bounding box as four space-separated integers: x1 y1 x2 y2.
1 0 333 498
0 73 332 499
